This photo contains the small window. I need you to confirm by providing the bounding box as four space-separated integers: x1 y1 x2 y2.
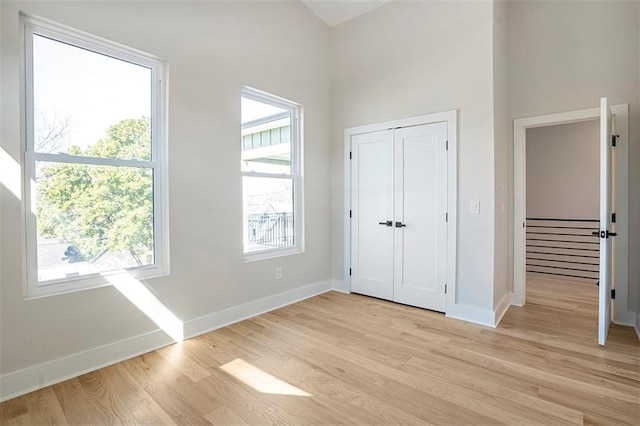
22 14 168 297
241 87 303 259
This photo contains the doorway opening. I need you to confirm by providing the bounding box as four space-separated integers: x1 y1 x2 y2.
512 102 631 343
524 120 601 332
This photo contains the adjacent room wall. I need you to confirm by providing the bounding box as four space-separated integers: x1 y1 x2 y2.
507 0 640 317
526 120 600 220
330 0 498 316
0 0 332 385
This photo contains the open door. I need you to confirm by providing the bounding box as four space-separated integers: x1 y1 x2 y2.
598 97 613 345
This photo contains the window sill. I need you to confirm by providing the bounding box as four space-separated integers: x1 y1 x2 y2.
243 246 304 263
24 266 169 300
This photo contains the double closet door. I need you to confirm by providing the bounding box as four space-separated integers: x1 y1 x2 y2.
350 122 448 312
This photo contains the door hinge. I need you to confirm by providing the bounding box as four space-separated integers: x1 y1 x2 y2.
446 140 449 150
349 210 352 218
349 151 352 160
612 213 616 223
445 212 448 222
611 134 619 147
349 268 352 276
611 289 615 299
444 284 447 294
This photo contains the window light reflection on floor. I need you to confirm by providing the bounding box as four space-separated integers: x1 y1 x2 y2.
104 272 184 343
220 358 311 396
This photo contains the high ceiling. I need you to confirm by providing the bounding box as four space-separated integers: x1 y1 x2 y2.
302 0 393 27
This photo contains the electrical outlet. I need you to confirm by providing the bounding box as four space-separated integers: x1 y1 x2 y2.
276 267 283 280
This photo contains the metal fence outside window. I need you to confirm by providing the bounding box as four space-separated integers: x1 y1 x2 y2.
247 212 294 248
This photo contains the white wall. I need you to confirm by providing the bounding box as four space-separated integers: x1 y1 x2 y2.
526 120 600 219
507 0 640 317
330 0 498 314
0 0 331 378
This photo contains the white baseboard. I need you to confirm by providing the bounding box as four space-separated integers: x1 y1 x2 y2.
446 296 510 329
183 280 332 339
0 279 332 403
614 310 636 327
446 303 496 328
0 329 173 404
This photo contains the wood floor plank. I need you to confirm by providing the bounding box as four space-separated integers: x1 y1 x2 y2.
1 276 638 424
76 369 138 424
99 363 177 425
204 406 250 426
52 378 110 425
156 343 212 382
119 352 216 424
24 386 68 425
220 325 432 425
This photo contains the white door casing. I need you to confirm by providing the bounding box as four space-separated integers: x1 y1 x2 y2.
343 111 457 311
512 103 630 328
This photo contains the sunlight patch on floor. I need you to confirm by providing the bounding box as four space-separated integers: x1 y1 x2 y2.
220 358 311 396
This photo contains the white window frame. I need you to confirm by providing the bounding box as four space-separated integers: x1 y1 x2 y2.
21 14 169 298
241 87 304 261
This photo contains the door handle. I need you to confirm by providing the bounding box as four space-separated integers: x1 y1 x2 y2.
395 222 406 228
593 230 618 238
378 221 392 227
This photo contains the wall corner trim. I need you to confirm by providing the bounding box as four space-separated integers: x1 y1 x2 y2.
509 291 524 307
0 279 332 403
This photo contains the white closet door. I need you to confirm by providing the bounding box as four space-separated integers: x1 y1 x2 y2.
351 130 394 301
393 123 447 312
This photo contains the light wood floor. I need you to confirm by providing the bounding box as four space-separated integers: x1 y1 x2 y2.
2 277 639 425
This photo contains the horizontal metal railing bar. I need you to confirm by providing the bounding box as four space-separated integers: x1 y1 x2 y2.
526 231 598 237
526 218 601 282
526 244 599 252
526 225 599 230
526 238 598 245
526 256 599 266
526 250 600 259
526 263 599 273
526 217 599 222
526 270 599 280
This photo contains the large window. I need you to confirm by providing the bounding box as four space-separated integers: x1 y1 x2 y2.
241 87 303 258
22 15 168 297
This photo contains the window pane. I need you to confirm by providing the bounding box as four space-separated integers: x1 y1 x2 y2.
35 161 154 282
33 35 152 160
243 176 294 253
241 96 291 174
